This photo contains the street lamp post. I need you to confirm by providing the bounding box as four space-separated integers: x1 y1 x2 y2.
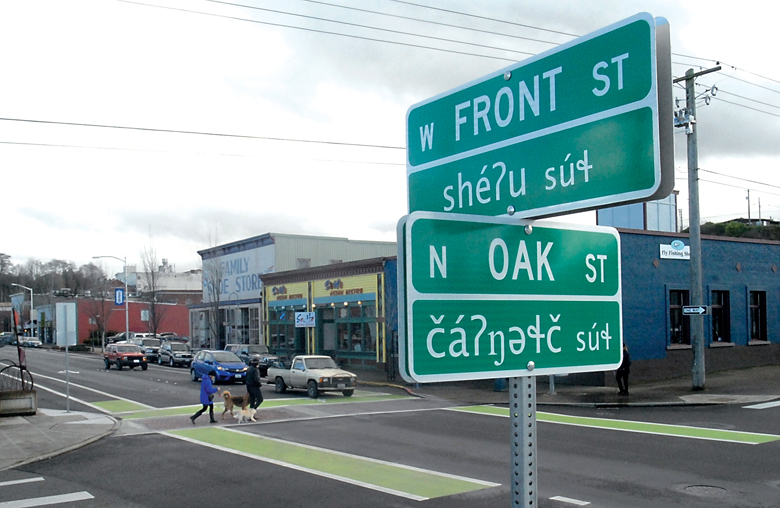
93 255 128 348
12 283 34 337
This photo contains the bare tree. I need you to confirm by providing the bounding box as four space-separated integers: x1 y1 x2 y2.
201 255 224 349
140 243 169 336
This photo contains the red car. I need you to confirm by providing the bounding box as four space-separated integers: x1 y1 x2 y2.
104 344 148 371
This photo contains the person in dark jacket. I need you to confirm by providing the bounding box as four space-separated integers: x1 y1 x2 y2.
191 371 220 424
246 357 264 410
616 344 631 395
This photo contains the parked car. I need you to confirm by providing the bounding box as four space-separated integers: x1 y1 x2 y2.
268 355 357 398
19 337 42 348
224 344 279 376
158 341 193 367
190 350 247 384
107 331 155 344
131 337 161 361
104 344 148 371
1 332 15 346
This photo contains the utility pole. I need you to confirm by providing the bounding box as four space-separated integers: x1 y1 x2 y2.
747 189 751 225
674 66 720 390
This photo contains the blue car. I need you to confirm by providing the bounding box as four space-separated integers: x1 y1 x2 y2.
190 350 248 384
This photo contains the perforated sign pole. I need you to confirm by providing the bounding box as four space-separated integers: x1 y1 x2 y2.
511 376 537 507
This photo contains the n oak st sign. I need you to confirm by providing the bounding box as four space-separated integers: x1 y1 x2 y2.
397 212 622 383
406 13 673 219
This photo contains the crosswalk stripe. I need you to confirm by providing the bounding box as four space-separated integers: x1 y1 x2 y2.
0 478 43 488
0 491 93 508
164 427 498 500
451 406 780 445
744 399 780 410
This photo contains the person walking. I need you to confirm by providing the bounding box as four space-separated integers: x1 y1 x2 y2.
191 370 219 424
246 357 264 410
616 343 631 395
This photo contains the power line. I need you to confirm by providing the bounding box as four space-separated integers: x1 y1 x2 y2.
385 0 579 38
117 0 517 62
290 0 563 46
204 0 534 57
0 117 405 150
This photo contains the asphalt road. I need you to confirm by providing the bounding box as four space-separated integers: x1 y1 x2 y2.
3 348 780 507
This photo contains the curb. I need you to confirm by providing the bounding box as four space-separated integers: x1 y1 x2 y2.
359 380 423 398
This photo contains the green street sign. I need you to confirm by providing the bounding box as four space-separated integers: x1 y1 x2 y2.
406 12 673 219
397 212 622 383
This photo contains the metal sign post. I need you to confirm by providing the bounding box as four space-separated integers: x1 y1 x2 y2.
510 375 537 507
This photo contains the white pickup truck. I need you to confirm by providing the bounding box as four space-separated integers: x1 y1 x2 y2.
267 355 357 398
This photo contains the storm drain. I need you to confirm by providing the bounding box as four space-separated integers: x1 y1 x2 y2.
683 485 728 497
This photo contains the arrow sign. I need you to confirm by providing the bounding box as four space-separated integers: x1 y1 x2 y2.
682 305 709 316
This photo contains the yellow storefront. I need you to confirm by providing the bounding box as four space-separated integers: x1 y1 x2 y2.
262 263 388 371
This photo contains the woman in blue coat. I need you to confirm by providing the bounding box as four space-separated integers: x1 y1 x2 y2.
191 370 220 424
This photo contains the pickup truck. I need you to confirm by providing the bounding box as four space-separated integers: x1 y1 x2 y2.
268 355 357 398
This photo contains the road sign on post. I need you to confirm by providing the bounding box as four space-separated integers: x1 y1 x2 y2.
682 305 709 316
398 212 622 383
406 13 672 219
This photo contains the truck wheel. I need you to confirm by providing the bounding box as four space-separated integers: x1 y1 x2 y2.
307 380 319 399
275 377 287 394
141 364 148 371
342 389 354 397
116 362 123 371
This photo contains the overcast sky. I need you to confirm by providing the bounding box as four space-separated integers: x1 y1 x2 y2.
2 0 778 277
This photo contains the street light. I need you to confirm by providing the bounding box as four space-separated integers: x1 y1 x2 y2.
11 283 34 337
93 255 128 347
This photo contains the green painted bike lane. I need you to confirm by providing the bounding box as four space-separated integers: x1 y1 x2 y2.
165 427 498 501
92 392 414 420
453 405 780 445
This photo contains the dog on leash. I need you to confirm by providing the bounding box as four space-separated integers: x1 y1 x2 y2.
221 390 250 420
234 406 257 424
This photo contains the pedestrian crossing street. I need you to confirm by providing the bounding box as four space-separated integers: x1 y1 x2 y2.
0 476 93 508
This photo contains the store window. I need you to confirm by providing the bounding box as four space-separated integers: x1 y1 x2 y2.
249 307 260 342
710 290 730 343
335 302 377 354
749 291 767 342
268 307 294 351
669 289 690 345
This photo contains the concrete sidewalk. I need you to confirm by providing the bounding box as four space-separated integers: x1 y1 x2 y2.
2 365 779 472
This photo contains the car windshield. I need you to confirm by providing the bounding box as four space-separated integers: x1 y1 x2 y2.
117 345 141 353
212 352 242 363
170 343 189 351
246 345 269 354
305 357 338 370
141 339 160 347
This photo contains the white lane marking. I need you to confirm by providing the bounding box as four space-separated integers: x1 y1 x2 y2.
222 426 499 486
551 495 591 505
32 371 154 409
164 428 498 501
30 383 113 414
0 478 44 487
0 491 93 507
56 371 79 374
745 399 780 409
163 431 427 501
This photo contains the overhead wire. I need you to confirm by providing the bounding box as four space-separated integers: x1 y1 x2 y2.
203 0 535 57
117 0 518 62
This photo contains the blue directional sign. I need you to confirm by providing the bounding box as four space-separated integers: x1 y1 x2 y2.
114 288 125 306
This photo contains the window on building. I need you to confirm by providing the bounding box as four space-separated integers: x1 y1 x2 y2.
710 291 730 343
268 307 294 352
249 307 260 342
749 291 767 342
669 289 690 345
335 302 377 354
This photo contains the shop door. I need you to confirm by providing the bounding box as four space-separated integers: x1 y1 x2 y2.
317 308 337 358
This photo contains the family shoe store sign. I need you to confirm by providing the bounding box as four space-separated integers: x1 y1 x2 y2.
660 240 690 260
